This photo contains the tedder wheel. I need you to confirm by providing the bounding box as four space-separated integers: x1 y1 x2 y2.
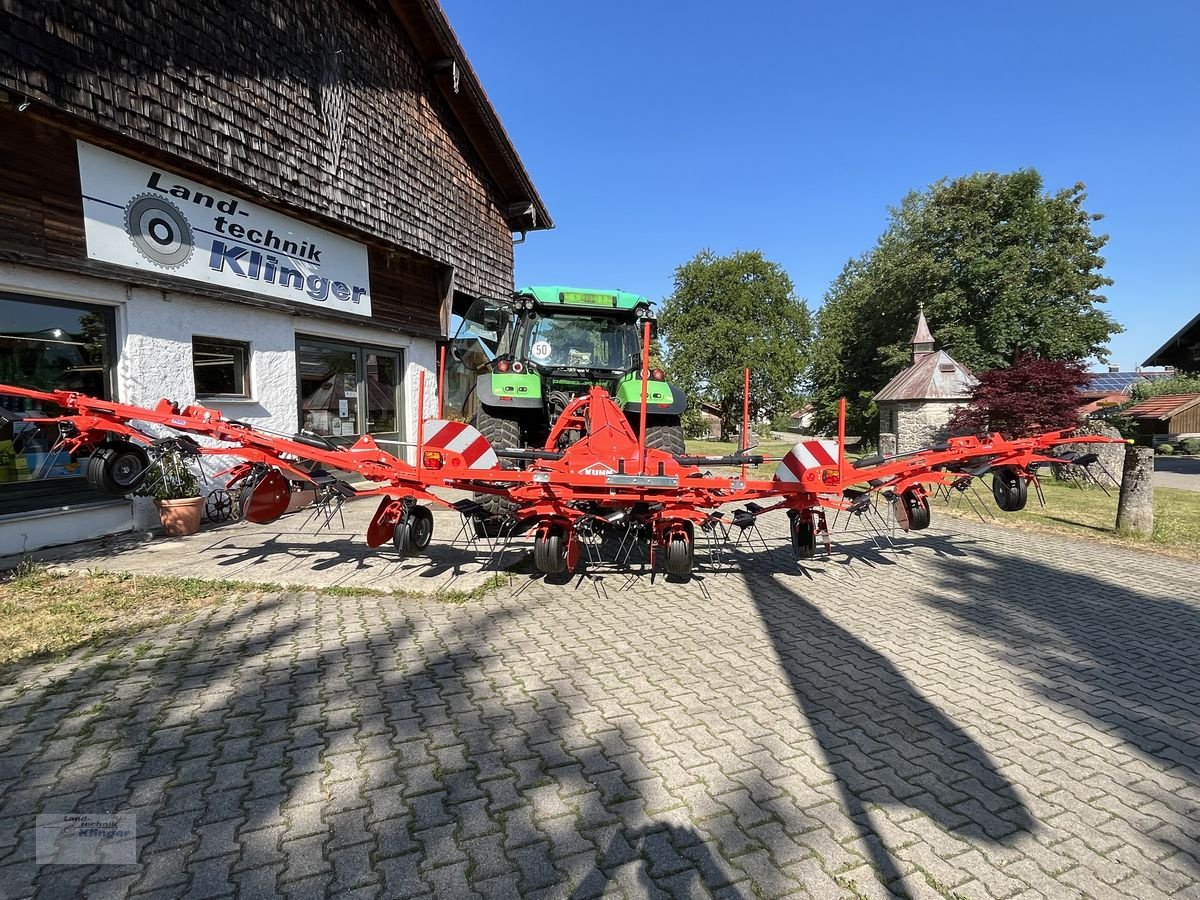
533 528 567 575
664 534 694 578
992 467 1028 512
86 441 150 496
393 506 434 557
904 488 931 530
471 406 522 535
643 420 686 455
789 512 817 559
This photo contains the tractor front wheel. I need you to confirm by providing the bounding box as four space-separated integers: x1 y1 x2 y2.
472 406 522 534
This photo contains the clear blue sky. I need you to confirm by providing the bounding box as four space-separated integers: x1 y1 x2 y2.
442 0 1199 371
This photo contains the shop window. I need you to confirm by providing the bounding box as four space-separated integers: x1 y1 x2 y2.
193 337 251 399
0 293 115 512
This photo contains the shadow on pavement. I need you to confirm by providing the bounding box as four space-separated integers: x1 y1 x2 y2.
738 545 1034 895
920 540 1200 863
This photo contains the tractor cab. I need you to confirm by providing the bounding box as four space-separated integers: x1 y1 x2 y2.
447 285 688 525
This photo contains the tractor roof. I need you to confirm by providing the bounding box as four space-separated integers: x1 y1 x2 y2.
517 285 648 311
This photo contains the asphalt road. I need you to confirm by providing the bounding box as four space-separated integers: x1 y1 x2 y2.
1156 455 1200 492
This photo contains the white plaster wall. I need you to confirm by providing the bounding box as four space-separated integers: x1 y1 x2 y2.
0 262 438 543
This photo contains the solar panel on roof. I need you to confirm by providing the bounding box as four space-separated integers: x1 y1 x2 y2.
1086 372 1150 393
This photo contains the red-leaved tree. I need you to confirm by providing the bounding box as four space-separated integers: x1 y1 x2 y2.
948 356 1090 438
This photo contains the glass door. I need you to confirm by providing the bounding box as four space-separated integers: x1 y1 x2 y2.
364 351 402 451
296 338 404 452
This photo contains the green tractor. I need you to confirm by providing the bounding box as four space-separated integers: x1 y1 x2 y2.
449 285 688 517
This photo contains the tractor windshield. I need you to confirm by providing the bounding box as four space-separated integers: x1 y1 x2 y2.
524 313 641 371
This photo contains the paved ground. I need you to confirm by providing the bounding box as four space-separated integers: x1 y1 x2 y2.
1156 456 1200 492
2 513 1199 899
0 496 505 595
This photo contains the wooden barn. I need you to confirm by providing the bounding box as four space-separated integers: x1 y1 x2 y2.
1121 394 1200 444
0 0 550 553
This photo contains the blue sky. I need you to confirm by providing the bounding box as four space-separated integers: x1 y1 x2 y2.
441 0 1199 370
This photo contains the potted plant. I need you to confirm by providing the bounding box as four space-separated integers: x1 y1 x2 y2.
137 449 205 537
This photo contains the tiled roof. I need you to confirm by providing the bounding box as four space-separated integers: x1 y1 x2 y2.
1122 394 1200 419
875 351 976 402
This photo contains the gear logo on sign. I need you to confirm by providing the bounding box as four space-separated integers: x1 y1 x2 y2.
123 193 194 269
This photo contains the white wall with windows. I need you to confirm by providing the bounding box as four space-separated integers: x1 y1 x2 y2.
0 262 436 556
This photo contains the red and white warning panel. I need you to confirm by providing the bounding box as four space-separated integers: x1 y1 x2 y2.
774 439 840 484
422 420 499 470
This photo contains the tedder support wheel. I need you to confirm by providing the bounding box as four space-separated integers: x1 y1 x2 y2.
664 534 694 578
533 527 567 575
992 467 1028 512
393 505 434 557
86 441 150 496
893 488 931 531
643 420 686 456
789 511 817 559
905 488 931 530
472 406 521 534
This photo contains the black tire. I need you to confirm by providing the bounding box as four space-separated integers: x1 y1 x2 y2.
789 512 817 559
472 406 522 531
86 441 150 496
393 506 434 557
408 506 434 550
903 489 931 530
534 529 567 574
664 535 693 578
992 467 1028 512
643 420 686 455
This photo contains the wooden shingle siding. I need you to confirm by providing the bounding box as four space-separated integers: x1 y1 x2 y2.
0 109 445 337
0 0 516 301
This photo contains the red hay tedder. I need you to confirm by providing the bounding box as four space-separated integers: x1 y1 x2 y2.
0 333 1124 580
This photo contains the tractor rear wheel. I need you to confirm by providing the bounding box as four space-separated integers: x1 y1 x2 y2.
644 420 685 455
472 406 522 534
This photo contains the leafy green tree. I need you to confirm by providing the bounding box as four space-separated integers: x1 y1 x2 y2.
659 250 812 441
810 170 1121 438
1130 374 1200 401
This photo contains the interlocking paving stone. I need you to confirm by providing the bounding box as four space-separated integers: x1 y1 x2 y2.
5 516 1200 897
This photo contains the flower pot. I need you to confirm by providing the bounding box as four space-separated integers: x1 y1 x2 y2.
155 497 205 537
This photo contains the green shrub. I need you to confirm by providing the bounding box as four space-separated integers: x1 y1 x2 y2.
1157 444 1175 456
1181 438 1200 456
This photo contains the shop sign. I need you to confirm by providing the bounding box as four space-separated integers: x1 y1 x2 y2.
77 141 372 317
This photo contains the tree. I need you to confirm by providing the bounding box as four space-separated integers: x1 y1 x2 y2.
809 170 1121 439
947 356 1090 438
1130 373 1200 401
659 250 812 441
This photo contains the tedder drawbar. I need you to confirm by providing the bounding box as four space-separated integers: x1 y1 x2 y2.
0 328 1123 580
